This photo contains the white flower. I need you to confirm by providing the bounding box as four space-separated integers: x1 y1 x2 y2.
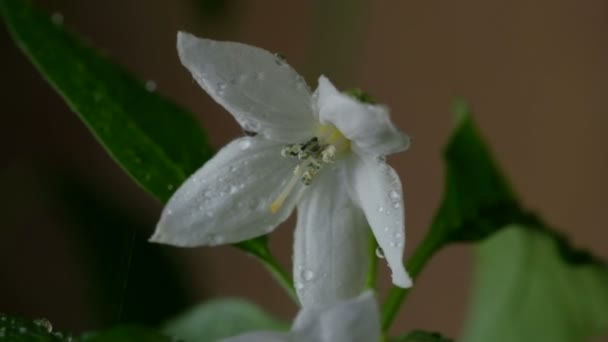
150 32 412 307
219 291 381 342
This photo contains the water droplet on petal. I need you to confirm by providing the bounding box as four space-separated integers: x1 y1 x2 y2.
229 185 238 194
301 269 315 281
378 206 385 213
394 232 402 239
237 74 249 84
397 242 404 248
166 209 173 216
393 202 400 209
383 226 389 232
295 282 304 290
389 190 400 200
229 165 237 172
239 139 252 150
255 72 265 80
375 247 385 259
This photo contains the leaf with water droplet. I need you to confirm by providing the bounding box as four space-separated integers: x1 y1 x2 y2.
0 314 71 341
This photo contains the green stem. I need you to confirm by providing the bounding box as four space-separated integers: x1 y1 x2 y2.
257 253 298 304
235 237 298 304
381 230 446 331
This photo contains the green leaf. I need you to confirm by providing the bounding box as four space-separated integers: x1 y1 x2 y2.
392 330 454 342
0 314 72 341
433 101 521 243
382 101 600 329
163 298 287 342
462 225 608 342
0 0 278 273
0 0 213 203
81 325 172 342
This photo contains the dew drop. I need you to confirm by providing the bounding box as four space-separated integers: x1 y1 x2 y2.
166 209 173 215
229 185 238 194
295 282 304 290
375 247 385 259
145 80 157 92
394 232 402 239
255 72 266 80
390 241 396 247
389 190 400 200
383 226 389 232
393 202 400 209
397 242 404 248
301 269 315 281
377 206 385 213
229 165 237 173
34 318 53 333
51 12 64 25
237 74 249 84
217 82 227 90
239 139 252 150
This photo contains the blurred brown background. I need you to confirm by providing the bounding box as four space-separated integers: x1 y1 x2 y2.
1 0 606 338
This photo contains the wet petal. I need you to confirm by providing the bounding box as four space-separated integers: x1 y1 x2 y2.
178 32 315 142
293 168 370 308
315 76 409 156
293 291 381 342
346 154 412 288
151 136 301 246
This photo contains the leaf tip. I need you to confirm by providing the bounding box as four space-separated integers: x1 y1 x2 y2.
452 98 472 127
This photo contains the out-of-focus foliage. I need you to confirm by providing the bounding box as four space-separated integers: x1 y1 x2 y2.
0 0 213 203
163 298 287 342
393 330 454 342
463 226 608 342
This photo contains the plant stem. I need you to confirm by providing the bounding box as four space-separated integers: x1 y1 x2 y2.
258 253 298 304
381 230 446 331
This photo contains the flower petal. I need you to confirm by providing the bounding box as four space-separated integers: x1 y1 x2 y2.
178 32 315 142
315 76 409 156
219 331 291 342
293 168 369 308
151 136 301 246
346 154 412 288
292 291 381 342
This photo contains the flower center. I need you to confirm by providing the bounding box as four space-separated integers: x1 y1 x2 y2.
270 124 350 213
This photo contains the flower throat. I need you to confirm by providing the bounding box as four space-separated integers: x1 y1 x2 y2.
270 124 350 213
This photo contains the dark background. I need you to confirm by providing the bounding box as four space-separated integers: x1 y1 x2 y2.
1 0 607 338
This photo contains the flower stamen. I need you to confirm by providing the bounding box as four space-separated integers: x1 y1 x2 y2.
271 125 350 213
